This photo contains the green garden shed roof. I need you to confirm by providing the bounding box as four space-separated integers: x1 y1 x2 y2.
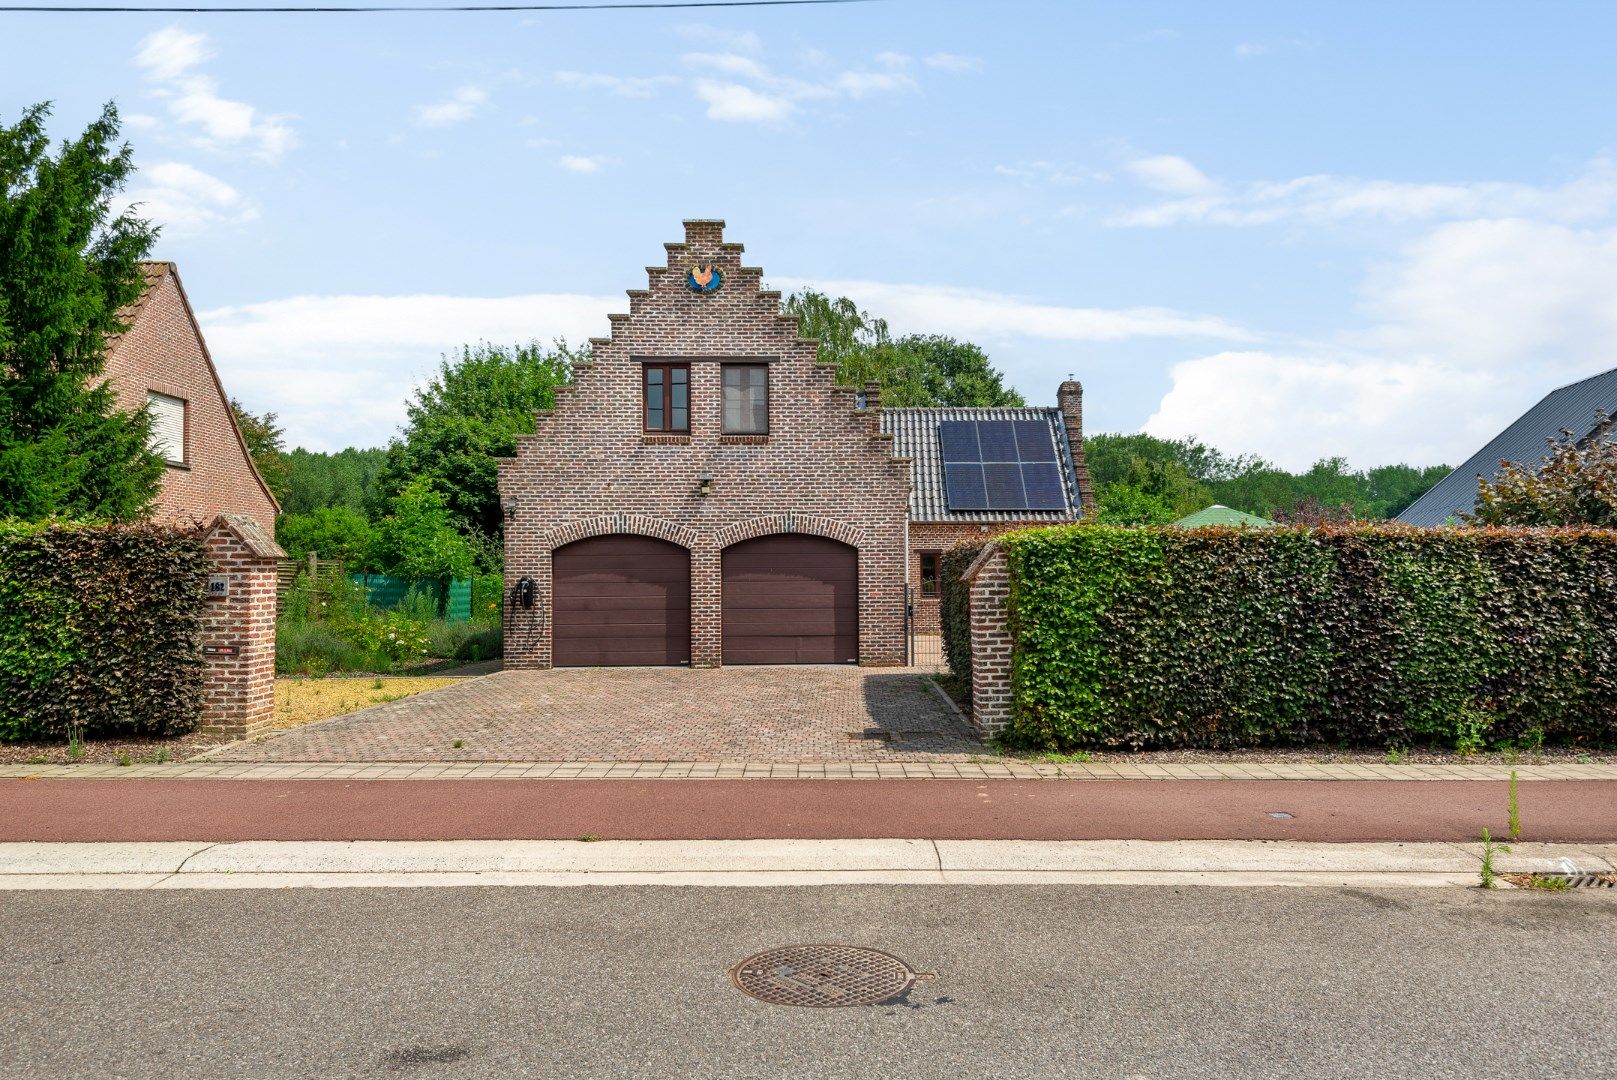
1174 504 1277 528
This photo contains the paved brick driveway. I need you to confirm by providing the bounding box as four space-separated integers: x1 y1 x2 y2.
208 666 982 763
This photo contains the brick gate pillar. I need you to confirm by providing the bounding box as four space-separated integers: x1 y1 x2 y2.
199 514 284 739
962 543 1014 738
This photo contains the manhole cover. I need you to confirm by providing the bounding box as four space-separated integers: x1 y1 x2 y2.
730 945 920 1008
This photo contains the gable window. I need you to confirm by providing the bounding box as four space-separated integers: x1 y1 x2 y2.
147 391 186 464
644 363 689 433
722 363 769 435
919 551 941 598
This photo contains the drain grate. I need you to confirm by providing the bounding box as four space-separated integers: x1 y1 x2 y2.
1503 871 1617 889
730 945 920 1008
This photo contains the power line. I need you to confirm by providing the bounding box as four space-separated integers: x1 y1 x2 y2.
2 0 876 10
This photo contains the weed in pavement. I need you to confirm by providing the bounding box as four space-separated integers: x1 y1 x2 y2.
452 739 464 749
1479 828 1510 890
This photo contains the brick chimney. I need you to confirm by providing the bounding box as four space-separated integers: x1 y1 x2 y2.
1057 379 1095 515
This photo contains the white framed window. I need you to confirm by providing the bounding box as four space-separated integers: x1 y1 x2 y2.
147 391 185 464
722 363 769 435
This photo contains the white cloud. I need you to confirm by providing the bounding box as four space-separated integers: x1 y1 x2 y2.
673 23 761 53
555 71 676 98
1124 154 1215 195
782 278 1255 344
198 291 617 450
1112 157 1617 227
1233 42 1267 58
680 52 771 80
694 80 794 123
414 85 488 128
1144 351 1496 470
923 52 983 72
558 154 607 174
134 26 296 160
875 51 912 69
122 161 258 238
834 70 918 98
134 26 209 81
1144 216 1617 468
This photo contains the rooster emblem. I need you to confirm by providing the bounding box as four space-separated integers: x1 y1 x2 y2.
686 265 722 294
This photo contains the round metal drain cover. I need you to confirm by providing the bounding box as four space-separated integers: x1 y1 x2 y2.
730 945 918 1008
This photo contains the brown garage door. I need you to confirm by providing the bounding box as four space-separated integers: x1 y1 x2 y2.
552 535 691 667
722 534 858 665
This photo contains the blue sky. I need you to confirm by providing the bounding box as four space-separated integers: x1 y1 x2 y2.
7 0 1617 466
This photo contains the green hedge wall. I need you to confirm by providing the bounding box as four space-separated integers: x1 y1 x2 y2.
0 521 210 741
1001 524 1617 750
939 541 989 683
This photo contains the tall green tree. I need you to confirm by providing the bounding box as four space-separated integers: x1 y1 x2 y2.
374 341 578 553
282 446 387 515
370 478 474 584
782 289 1024 407
230 397 290 505
0 102 163 520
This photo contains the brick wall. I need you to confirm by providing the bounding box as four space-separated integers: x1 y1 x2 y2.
199 515 282 739
498 220 912 668
964 544 1014 737
103 264 280 534
907 521 1022 632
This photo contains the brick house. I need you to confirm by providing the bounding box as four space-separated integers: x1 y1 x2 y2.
103 262 280 533
498 220 1090 668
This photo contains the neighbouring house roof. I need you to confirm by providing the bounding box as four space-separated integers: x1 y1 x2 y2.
105 261 282 516
880 407 1083 524
1397 366 1617 526
1174 504 1277 528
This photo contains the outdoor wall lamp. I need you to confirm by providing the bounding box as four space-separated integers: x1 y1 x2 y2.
502 499 518 521
698 472 714 497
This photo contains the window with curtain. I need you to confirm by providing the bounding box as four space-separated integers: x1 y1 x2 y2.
722 364 769 435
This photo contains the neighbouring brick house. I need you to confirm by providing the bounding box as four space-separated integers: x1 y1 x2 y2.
103 261 280 533
498 220 1090 669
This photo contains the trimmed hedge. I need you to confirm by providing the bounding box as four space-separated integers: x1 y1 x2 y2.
1001 524 1617 750
938 540 989 684
0 521 210 741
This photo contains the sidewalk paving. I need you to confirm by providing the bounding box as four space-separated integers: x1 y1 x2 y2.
4 838 1613 891
5 760 1616 780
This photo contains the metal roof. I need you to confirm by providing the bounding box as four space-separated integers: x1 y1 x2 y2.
1397 366 1617 526
1174 504 1277 528
881 407 1082 524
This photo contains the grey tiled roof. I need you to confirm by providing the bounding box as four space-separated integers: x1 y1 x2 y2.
1397 366 1617 526
880 407 1082 524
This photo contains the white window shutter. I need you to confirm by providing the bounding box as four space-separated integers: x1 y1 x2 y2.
148 392 185 463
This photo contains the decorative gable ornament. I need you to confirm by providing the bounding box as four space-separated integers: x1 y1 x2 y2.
686 265 722 294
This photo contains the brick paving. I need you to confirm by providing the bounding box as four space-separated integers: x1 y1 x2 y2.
202 666 983 763
6 761 1617 781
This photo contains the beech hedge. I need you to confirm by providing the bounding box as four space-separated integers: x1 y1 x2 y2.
999 524 1617 750
0 521 210 741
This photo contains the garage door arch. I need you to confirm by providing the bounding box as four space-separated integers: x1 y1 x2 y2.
721 534 859 665
552 534 691 667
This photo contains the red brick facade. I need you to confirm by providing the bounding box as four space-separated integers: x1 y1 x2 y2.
103 263 280 533
199 515 283 739
498 220 912 668
963 544 1014 736
907 521 1023 632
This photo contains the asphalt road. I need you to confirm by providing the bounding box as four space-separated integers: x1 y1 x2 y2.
3 885 1613 1078
5 777 1616 841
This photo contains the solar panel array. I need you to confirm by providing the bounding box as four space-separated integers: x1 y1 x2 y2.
937 419 1067 512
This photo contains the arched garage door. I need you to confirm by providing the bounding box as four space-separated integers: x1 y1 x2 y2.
722 534 858 665
552 535 691 667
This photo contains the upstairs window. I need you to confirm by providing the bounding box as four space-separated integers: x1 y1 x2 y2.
722 363 769 435
147 391 186 464
644 363 689 433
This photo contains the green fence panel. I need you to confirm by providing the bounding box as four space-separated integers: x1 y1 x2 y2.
348 575 472 622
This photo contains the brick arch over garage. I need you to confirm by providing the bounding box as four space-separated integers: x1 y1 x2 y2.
542 514 700 553
712 514 867 552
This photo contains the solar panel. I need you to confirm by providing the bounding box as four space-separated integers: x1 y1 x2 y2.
944 463 987 509
936 417 1068 512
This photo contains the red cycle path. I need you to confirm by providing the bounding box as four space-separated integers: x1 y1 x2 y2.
3 779 1615 843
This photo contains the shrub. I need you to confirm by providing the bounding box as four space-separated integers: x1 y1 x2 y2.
275 622 371 676
938 540 989 683
999 523 1617 751
0 521 209 740
454 622 502 661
